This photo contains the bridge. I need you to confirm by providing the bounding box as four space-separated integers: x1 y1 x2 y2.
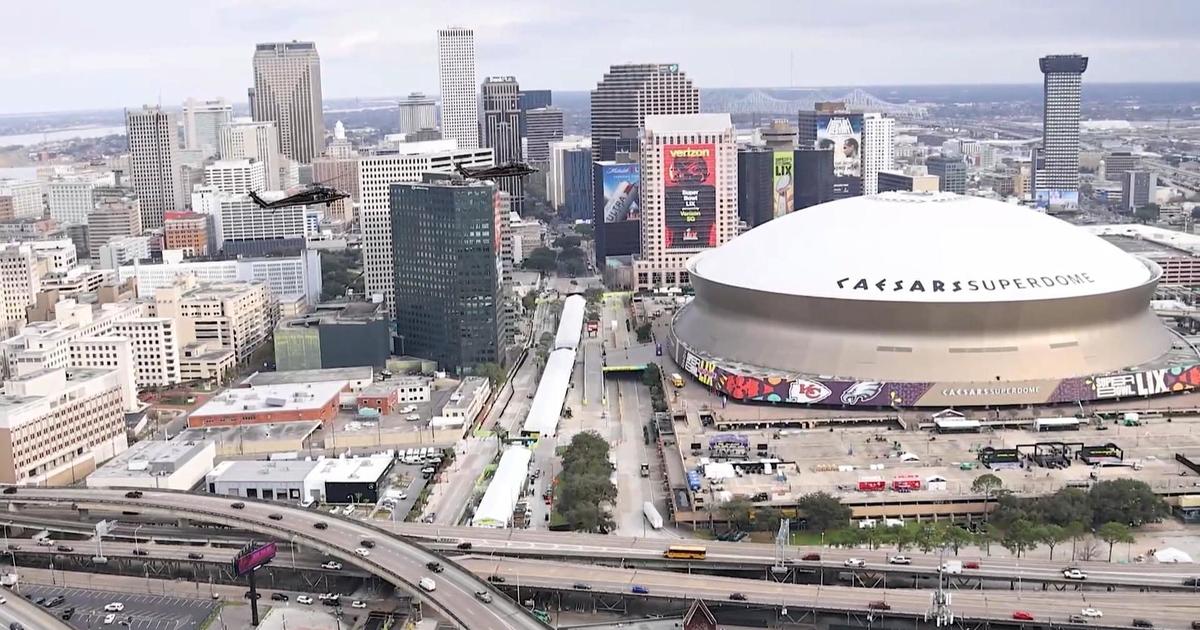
0 488 547 630
710 88 929 118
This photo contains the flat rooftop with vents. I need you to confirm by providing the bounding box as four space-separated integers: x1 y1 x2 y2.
187 380 347 428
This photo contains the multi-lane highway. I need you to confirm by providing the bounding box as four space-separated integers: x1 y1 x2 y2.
0 488 546 630
461 556 1200 629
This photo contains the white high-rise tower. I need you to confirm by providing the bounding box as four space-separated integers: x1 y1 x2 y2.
437 27 479 150
218 119 282 190
182 97 232 158
251 41 325 163
862 113 896 195
125 106 183 229
1034 54 1088 207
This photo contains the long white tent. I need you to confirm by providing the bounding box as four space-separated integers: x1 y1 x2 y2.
554 294 586 351
521 348 576 437
471 446 534 528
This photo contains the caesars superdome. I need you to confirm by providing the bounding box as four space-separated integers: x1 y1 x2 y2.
668 192 1197 409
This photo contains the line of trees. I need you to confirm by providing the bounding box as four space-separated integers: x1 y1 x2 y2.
720 492 853 533
554 432 617 533
642 364 668 412
973 474 1169 529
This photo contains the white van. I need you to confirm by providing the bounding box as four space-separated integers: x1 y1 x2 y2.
419 577 437 592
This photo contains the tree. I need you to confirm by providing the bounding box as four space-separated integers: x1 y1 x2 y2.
1065 521 1088 561
796 492 852 532
583 287 605 304
524 247 558 272
720 498 753 531
1039 524 1068 560
474 362 507 388
824 528 860 549
1088 479 1168 527
635 322 653 343
756 507 784 532
1000 519 1040 558
1030 487 1093 527
914 523 941 554
573 223 594 238
938 524 976 555
554 234 582 249
555 432 618 533
1096 521 1135 562
520 292 538 313
971 473 1003 497
884 524 918 553
1135 203 1160 224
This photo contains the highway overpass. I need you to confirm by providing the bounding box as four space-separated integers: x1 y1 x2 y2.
0 488 547 630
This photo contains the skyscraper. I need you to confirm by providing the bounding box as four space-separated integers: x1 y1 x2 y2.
390 176 507 372
926 154 967 194
437 27 479 150
862 113 896 195
218 119 282 190
517 89 552 135
481 76 524 213
251 41 325 163
398 92 437 135
633 114 738 292
524 107 564 164
181 98 232 158
125 106 183 229
1034 54 1088 208
590 64 699 162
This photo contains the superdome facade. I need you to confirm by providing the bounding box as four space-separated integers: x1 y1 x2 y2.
669 192 1196 408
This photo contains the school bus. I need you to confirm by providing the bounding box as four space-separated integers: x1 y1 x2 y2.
663 544 707 560
670 373 685 388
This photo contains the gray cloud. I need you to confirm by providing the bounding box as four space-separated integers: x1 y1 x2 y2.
2 0 1197 113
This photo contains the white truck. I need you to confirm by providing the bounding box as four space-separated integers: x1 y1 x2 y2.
643 502 664 530
940 560 963 575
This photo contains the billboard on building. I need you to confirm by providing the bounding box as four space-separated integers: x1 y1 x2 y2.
601 163 640 223
663 143 717 249
1035 189 1080 211
772 151 793 218
816 113 863 197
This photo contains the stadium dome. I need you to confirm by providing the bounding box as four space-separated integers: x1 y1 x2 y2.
672 192 1173 388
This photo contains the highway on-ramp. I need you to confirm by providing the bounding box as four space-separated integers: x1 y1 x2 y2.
0 488 546 630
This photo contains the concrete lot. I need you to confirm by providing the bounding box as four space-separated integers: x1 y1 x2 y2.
23 584 217 630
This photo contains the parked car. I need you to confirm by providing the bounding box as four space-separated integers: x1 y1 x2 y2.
844 558 866 568
103 613 115 625
45 596 64 607
103 602 125 612
887 555 911 565
59 607 74 620
351 600 367 609
296 595 313 605
869 601 892 611
1013 611 1035 621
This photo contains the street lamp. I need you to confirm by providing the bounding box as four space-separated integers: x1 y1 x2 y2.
133 524 145 556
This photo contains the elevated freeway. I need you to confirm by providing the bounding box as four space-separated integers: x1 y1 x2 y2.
0 488 546 630
462 556 1200 629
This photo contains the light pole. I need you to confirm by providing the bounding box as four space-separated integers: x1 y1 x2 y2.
133 524 145 556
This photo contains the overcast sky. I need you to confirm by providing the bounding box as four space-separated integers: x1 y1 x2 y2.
3 0 1198 114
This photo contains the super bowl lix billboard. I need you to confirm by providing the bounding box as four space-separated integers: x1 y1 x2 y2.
663 143 717 249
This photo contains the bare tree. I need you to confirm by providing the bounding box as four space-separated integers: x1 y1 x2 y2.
1076 539 1101 562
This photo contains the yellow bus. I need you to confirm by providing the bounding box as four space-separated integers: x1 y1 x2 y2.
670 373 685 388
663 544 707 560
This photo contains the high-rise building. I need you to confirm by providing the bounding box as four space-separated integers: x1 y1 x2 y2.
124 106 183 229
1122 170 1155 213
251 41 325 164
633 114 738 292
219 119 283 190
878 168 940 193
398 92 437 135
182 98 232 158
590 64 699 162
0 244 40 337
862 113 896 195
1034 54 1088 207
793 149 834 211
148 277 273 363
481 76 524 214
760 120 797 151
925 154 968 194
87 196 143 260
390 176 508 372
437 27 479 150
204 159 267 195
323 120 354 160
524 107 564 164
562 147 593 220
163 211 209 257
1105 151 1139 182
593 160 642 265
359 142 493 314
47 178 95 225
518 89 551 135
311 152 359 225
737 147 774 228
0 180 44 220
548 138 589 210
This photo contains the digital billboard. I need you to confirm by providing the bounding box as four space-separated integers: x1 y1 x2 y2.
232 541 277 577
601 163 640 223
772 151 793 218
815 113 863 197
663 143 717 249
1035 189 1080 211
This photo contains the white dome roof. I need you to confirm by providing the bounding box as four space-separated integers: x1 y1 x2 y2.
692 192 1154 303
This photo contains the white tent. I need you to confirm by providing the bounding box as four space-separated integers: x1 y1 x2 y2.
554 295 586 351
899 452 921 462
703 462 737 480
1154 548 1194 563
521 348 576 436
471 447 534 528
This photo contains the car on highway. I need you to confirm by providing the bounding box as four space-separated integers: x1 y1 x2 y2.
1013 611 1034 621
425 561 444 572
487 575 506 583
9 623 22 630
887 555 911 565
313 522 328 530
352 600 367 609
322 598 342 607
1063 568 1088 580
1132 620 1153 628
244 591 261 600
354 548 370 557
474 591 493 603
188 552 204 560
268 513 283 521
631 585 649 594
421 466 436 475
296 595 313 605
124 491 143 499
360 539 376 548
1082 608 1104 618
1190 622 1200 630
230 502 244 509
419 577 436 592
103 613 115 625
869 601 892 611
572 583 591 590
321 561 343 570
271 593 289 601
801 553 821 561
844 558 866 567
104 602 125 612
729 592 747 601
1069 614 1088 624
963 561 981 569
1184 577 1200 587
457 542 473 550
1 487 15 495
318 593 340 601
55 545 73 552
132 549 148 556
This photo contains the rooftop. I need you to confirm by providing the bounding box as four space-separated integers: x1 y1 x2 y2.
89 440 214 481
1085 224 1200 257
443 376 489 412
280 302 387 328
190 381 347 418
175 421 321 444
208 459 318 484
310 455 392 484
644 113 732 134
244 367 374 387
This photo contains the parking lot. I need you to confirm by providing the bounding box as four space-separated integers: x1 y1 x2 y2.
22 585 217 630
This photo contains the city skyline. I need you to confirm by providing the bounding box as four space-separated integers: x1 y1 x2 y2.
2 0 1199 114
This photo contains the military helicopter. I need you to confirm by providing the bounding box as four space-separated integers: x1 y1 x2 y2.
453 161 538 180
248 183 350 210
